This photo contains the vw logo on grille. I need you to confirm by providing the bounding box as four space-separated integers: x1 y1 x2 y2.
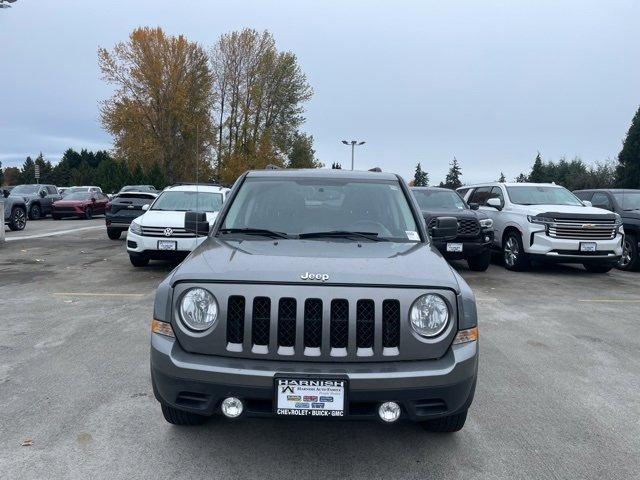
163 228 173 237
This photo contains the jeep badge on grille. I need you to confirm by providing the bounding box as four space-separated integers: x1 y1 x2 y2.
300 272 329 282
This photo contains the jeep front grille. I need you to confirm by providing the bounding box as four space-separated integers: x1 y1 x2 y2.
547 218 616 240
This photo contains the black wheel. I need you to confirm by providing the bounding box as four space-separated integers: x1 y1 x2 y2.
107 228 122 240
129 254 149 267
467 252 491 271
28 203 41 220
618 235 640 271
8 207 27 231
421 410 467 433
161 404 206 425
583 264 613 273
502 231 530 271
84 207 93 220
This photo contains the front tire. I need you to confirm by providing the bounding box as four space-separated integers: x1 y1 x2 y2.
467 252 491 271
161 404 206 425
129 254 149 267
28 204 41 220
107 228 122 240
84 207 93 220
618 235 639 271
8 207 27 231
502 231 530 271
583 264 613 273
421 410 467 433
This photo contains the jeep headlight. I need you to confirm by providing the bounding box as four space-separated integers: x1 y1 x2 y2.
179 288 218 331
129 221 142 235
409 294 449 337
479 218 493 229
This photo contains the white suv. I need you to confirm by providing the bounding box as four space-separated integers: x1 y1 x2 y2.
458 182 623 273
126 184 230 267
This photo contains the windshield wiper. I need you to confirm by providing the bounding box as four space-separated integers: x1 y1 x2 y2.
299 230 387 241
623 208 640 211
219 227 289 239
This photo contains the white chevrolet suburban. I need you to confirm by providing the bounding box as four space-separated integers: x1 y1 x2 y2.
457 182 623 273
126 184 230 267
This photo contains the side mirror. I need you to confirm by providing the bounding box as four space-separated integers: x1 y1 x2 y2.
91 197 97 203
469 202 479 210
141 204 150 211
582 200 592 207
185 211 210 236
486 197 503 210
39 190 47 198
431 216 458 240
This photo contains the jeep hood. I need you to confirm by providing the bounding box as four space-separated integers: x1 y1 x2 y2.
170 238 461 291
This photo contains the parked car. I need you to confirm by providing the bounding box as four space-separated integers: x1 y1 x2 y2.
2 189 27 231
119 185 157 193
150 169 478 431
458 182 623 273
58 187 70 197
105 190 158 239
9 184 61 219
126 184 230 266
574 189 640 271
411 187 494 271
51 191 109 219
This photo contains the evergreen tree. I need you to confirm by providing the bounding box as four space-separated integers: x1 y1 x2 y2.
331 162 342 169
20 156 36 183
71 160 94 186
0 161 3 186
131 163 146 184
439 157 463 189
413 163 429 186
34 153 54 183
287 132 322 169
498 172 506 182
616 106 640 188
528 152 546 183
515 173 528 183
146 162 168 190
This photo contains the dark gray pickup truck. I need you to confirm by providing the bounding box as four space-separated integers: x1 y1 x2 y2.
3 189 27 231
150 169 478 432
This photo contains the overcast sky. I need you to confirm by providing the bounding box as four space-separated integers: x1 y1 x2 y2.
1 0 639 183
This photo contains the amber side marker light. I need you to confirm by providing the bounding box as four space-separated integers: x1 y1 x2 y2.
453 327 478 344
151 319 175 338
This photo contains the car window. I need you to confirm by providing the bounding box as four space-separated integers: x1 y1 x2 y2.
505 186 583 206
412 189 466 210
574 191 593 201
46 186 57 195
613 192 640 211
468 187 492 205
151 191 223 212
11 185 40 195
591 192 612 210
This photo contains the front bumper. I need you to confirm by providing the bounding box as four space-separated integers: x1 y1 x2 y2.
52 206 85 217
526 229 623 265
433 231 494 260
126 230 205 257
150 333 478 421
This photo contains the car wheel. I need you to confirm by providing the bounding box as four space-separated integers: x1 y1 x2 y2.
84 207 93 220
583 264 613 273
618 235 639 271
29 204 41 220
8 207 27 231
161 404 206 426
107 228 122 240
467 252 491 271
502 231 529 271
421 410 467 433
129 254 149 267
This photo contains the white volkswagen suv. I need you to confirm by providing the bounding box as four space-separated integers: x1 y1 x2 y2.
458 182 623 273
126 184 230 267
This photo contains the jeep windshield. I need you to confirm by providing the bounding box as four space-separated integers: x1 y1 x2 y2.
506 186 583 206
219 177 420 242
413 189 466 210
151 191 223 212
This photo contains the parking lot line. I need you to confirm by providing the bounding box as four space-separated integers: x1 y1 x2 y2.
578 299 640 303
6 225 103 241
52 292 148 297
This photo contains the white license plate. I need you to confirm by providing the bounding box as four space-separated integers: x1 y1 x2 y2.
157 240 177 251
275 378 346 417
447 243 463 252
580 242 597 252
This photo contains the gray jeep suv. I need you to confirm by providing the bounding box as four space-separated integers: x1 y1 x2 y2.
150 169 478 432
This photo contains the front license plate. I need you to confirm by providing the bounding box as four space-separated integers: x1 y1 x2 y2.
157 240 177 251
275 378 346 417
447 243 463 252
580 242 597 252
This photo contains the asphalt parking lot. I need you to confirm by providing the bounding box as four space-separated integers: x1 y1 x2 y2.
1 219 639 479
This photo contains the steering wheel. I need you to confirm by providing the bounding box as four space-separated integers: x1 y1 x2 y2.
348 220 393 237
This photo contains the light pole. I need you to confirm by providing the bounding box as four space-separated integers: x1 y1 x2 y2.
341 140 366 170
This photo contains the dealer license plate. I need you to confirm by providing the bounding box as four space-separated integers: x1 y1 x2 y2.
580 242 597 252
157 240 177 251
275 378 346 417
447 243 463 252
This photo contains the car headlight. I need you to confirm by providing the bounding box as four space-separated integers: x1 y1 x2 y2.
129 221 142 235
179 288 218 331
614 213 623 226
409 294 449 337
527 215 553 225
479 218 493 229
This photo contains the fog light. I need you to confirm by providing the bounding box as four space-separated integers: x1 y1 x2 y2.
378 402 401 423
221 397 243 418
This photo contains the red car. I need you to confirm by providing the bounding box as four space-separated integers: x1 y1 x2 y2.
52 191 109 219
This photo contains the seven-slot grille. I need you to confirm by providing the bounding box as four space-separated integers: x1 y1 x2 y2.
547 217 617 240
427 217 480 237
225 296 401 358
140 226 198 238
